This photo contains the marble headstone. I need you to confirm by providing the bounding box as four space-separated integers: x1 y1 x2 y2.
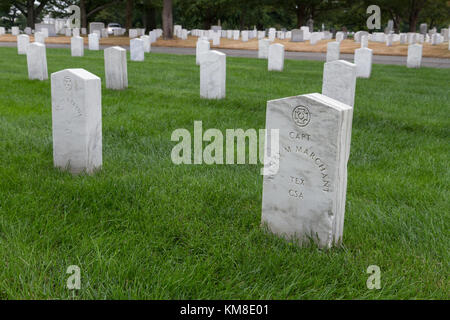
262 93 353 248
196 39 210 65
130 38 144 61
407 44 422 68
88 33 99 50
291 29 304 42
326 41 339 62
354 47 373 78
71 36 84 56
268 43 284 71
51 69 102 174
200 50 226 99
322 60 356 108
26 42 48 80
140 35 151 52
34 32 46 44
104 46 128 90
258 39 271 59
17 34 29 55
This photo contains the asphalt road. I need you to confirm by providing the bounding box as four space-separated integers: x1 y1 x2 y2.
1 42 449 68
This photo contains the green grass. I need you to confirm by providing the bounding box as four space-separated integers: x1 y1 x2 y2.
0 46 448 299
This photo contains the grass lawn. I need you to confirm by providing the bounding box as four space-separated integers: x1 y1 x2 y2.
0 46 448 299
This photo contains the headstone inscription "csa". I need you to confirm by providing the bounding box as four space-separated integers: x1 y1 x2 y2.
262 93 353 248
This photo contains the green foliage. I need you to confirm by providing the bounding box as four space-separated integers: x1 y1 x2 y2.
0 47 449 299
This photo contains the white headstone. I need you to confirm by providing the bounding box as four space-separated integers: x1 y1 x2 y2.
104 46 128 90
73 28 80 37
212 31 220 46
326 41 340 62
310 32 321 45
140 35 151 52
26 42 48 80
34 32 46 44
0 27 5 35
386 34 393 46
242 30 248 42
200 50 226 99
407 44 422 68
354 47 373 78
12 26 19 36
130 38 144 61
88 33 99 50
129 29 138 38
322 60 356 107
196 39 210 65
268 28 276 41
71 36 84 57
262 93 353 248
268 43 285 71
233 30 240 40
336 32 344 42
51 69 102 174
17 34 29 55
65 28 72 37
361 35 368 48
258 39 271 59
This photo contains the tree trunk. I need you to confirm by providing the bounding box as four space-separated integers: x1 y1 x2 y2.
80 0 87 29
162 0 173 39
26 0 34 29
126 0 134 32
296 5 306 28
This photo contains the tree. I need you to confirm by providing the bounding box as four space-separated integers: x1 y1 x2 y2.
162 0 173 39
10 0 50 28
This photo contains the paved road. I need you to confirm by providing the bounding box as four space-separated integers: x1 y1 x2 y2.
1 42 449 68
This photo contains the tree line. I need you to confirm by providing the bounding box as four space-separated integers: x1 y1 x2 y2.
1 0 449 38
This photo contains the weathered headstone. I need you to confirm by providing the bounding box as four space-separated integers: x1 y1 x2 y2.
51 69 102 174
268 43 284 71
26 42 48 80
407 44 422 68
104 46 128 90
130 38 144 61
89 22 105 35
326 41 340 62
196 39 210 65
17 34 29 55
24 27 32 35
88 33 99 50
258 39 271 59
200 50 226 99
354 47 373 78
262 93 353 248
322 60 356 107
71 36 84 57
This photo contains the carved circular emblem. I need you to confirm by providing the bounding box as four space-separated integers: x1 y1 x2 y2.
63 76 72 91
292 105 311 127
